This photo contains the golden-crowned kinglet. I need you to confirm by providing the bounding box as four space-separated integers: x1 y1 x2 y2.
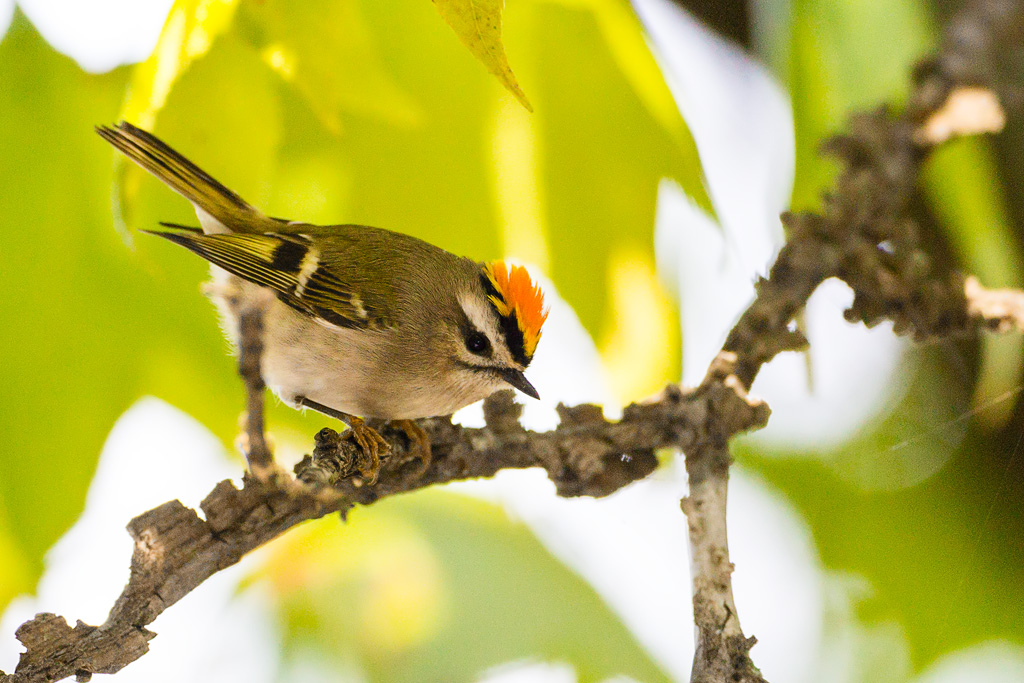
97 121 548 481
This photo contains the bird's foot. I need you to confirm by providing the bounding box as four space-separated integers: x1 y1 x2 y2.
342 416 391 484
392 419 432 476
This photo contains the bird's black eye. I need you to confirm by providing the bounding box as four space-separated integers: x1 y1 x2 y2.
465 330 491 356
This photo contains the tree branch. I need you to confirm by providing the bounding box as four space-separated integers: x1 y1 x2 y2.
966 275 1024 332
237 307 273 471
679 0 1022 680
2 1 1022 681
0 339 769 682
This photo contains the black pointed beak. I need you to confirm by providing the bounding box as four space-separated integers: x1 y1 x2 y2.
499 368 540 399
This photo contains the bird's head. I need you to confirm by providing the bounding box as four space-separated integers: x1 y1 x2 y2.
446 260 549 401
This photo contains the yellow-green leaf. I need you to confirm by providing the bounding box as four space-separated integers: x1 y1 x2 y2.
432 0 533 111
552 0 711 212
0 13 138 596
121 0 239 129
0 508 33 612
522 2 685 398
235 0 421 132
117 32 282 236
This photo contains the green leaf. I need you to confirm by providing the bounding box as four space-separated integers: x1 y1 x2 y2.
755 0 934 211
121 0 239 130
523 2 686 398
548 0 709 204
260 491 671 682
432 0 533 112
0 510 33 610
0 12 136 599
923 137 1020 288
235 0 421 132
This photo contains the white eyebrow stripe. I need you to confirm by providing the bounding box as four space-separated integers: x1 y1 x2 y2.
294 246 320 297
458 293 493 333
458 292 516 367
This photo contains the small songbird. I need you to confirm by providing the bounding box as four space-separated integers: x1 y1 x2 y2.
97 121 548 482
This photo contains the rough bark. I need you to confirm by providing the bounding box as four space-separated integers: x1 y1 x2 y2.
0 362 772 683
680 1 1023 679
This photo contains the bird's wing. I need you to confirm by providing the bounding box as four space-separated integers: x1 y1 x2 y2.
147 225 391 330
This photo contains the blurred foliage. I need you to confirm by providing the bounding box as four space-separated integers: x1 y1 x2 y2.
3 0 1024 680
0 12 133 599
121 0 239 131
742 0 1024 672
0 0 704 676
755 0 1021 287
259 491 670 682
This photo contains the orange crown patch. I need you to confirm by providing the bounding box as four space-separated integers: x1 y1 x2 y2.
482 261 549 359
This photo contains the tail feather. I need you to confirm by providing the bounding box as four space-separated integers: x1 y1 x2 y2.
97 121 264 234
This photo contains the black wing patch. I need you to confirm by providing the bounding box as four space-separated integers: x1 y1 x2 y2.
147 225 382 329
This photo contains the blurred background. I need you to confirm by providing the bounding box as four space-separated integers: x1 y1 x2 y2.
1 0 1023 681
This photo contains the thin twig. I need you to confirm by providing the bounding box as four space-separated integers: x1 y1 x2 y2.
680 1 1023 679
966 276 1024 332
237 307 273 471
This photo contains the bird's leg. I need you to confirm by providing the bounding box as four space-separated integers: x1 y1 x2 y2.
391 419 432 475
298 397 390 484
343 416 390 484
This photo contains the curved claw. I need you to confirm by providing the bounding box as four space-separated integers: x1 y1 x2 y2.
392 419 432 476
295 397 392 484
344 416 391 484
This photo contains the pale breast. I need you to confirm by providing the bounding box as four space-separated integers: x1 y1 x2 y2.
207 272 490 420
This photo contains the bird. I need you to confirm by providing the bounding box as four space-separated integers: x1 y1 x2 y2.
97 121 548 483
